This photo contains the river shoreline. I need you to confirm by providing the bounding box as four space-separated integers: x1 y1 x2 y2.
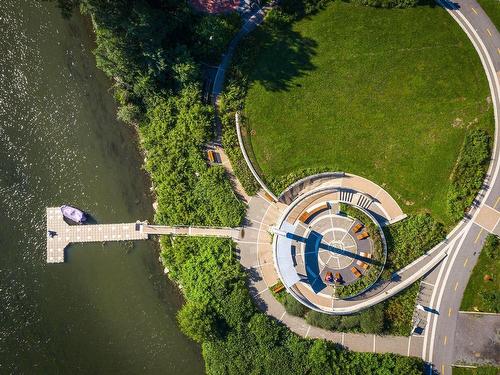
0 1 204 372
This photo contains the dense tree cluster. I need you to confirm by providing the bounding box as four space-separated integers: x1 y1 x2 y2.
161 236 424 374
76 0 245 226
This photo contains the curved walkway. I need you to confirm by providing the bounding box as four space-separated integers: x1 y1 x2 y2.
238 180 446 313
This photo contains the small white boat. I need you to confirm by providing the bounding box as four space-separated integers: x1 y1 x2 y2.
60 205 87 224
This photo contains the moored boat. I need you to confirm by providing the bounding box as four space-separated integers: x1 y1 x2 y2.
60 205 87 224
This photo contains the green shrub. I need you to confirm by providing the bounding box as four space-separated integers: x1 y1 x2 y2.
483 234 499 260
283 293 309 317
479 290 500 313
350 0 421 8
384 282 419 335
360 305 384 334
305 311 342 330
340 314 361 330
447 129 491 222
219 91 260 196
178 301 219 343
279 0 333 19
385 214 445 273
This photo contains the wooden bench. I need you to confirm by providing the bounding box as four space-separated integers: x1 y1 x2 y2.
357 231 369 240
352 223 363 233
264 192 275 203
272 282 285 294
356 260 369 270
351 267 362 278
207 150 215 163
298 203 329 223
359 252 372 259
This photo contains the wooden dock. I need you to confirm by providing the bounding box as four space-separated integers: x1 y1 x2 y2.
46 207 242 263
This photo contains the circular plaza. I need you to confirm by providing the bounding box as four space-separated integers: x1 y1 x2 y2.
272 185 387 313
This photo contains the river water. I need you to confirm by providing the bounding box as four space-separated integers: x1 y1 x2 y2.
0 1 204 373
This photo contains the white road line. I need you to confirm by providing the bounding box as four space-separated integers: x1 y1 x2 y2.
341 332 345 345
372 335 376 352
407 335 412 356
427 222 471 366
422 235 460 360
305 326 311 338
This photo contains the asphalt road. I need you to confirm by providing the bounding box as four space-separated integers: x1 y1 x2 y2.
419 1 500 373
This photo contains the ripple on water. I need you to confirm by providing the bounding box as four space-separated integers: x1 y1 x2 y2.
0 0 86 362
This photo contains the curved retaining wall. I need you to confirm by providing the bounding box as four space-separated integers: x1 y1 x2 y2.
235 112 279 201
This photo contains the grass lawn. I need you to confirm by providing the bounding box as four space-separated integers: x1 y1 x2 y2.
243 2 493 226
460 235 500 312
477 0 500 30
453 365 500 375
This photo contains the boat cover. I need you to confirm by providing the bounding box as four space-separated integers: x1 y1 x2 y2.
60 205 86 223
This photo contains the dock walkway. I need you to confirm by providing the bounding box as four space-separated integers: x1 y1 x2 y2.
46 207 241 263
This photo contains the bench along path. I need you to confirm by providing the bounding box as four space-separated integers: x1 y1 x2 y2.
46 207 241 263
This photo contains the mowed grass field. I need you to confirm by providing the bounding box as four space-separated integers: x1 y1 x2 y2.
460 236 499 312
244 2 493 225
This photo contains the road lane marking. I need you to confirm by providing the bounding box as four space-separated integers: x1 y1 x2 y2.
442 364 445 374
426 225 470 364
421 2 499 368
448 308 452 317
454 281 459 291
495 196 500 209
407 335 412 356
475 227 484 243
305 326 310 338
471 7 478 14
486 28 492 37
444 336 448 345
464 257 469 267
373 335 376 352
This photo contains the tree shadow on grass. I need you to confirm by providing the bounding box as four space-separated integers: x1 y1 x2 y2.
244 14 318 92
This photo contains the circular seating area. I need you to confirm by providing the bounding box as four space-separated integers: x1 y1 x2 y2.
273 186 387 313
